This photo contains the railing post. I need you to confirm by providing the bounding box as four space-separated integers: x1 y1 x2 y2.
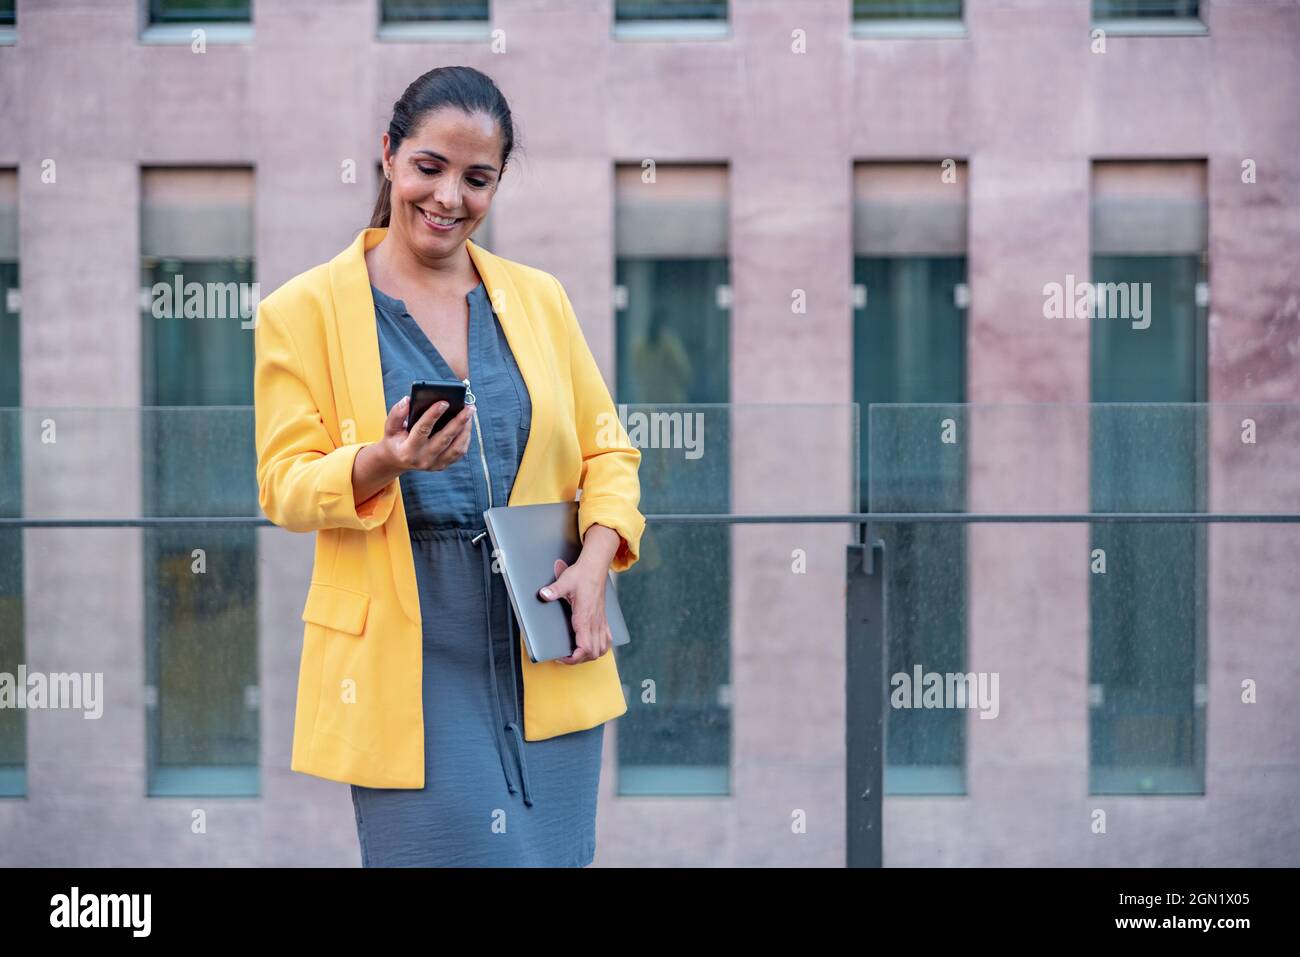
846 533 886 867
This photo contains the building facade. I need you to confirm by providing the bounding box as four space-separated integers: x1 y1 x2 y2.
1 0 1298 866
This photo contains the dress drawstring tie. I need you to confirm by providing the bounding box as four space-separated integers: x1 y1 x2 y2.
475 529 533 807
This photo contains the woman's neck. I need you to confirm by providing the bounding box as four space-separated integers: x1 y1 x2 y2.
367 230 477 297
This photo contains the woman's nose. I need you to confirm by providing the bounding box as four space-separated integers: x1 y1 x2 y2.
435 178 462 209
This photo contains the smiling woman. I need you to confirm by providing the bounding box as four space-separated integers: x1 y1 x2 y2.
368 71 508 244
253 65 645 869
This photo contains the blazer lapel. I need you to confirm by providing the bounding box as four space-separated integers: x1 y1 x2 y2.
465 237 557 506
328 227 421 624
328 227 390 445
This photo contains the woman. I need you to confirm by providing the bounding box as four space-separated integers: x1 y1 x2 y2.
253 66 645 867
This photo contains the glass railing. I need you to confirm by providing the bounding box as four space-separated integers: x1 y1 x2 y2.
1 403 1297 867
0 403 865 861
853 403 1300 866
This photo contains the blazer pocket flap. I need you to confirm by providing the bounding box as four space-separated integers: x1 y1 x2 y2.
301 581 371 635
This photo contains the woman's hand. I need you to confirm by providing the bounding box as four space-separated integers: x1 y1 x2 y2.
539 556 613 665
385 395 474 472
351 396 474 505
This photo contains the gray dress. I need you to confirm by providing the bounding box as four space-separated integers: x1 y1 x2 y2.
349 278 605 867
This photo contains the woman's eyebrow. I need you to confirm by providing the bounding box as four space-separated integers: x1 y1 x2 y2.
410 149 498 173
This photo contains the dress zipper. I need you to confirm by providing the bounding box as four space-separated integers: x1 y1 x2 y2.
466 377 493 545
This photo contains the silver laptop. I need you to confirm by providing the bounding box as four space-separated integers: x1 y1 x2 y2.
483 501 633 663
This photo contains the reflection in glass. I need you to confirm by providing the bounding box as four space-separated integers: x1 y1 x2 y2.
141 169 259 796
149 0 252 24
1089 257 1208 795
1093 1 1200 19
615 256 732 796
854 0 963 19
856 256 967 795
616 0 728 22
0 256 22 797
1089 160 1208 794
381 0 489 22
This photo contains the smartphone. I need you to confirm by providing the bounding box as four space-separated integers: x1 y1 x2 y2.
405 379 468 436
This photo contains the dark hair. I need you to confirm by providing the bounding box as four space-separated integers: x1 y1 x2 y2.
369 66 517 229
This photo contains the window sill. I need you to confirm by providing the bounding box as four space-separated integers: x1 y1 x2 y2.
1092 17 1208 36
613 19 731 41
148 765 259 798
1090 766 1204 796
0 766 24 798
852 19 967 40
377 20 493 43
140 23 254 45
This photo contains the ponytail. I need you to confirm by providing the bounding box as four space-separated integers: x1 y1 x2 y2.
369 175 392 228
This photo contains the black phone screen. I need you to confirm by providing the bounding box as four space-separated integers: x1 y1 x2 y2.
406 379 467 435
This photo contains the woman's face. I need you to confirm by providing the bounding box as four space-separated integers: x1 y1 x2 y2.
383 106 504 262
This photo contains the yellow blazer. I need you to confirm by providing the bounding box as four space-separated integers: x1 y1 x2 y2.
253 226 644 789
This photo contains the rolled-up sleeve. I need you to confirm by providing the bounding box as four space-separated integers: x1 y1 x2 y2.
254 298 400 533
552 274 645 574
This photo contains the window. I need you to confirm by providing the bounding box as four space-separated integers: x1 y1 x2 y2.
854 0 962 19
149 0 251 23
614 164 731 796
853 0 965 37
854 162 969 795
0 169 21 798
144 0 252 42
1095 0 1200 19
616 0 728 20
140 168 260 797
380 0 488 22
378 0 490 40
1092 1 1206 35
614 0 729 39
1089 160 1208 795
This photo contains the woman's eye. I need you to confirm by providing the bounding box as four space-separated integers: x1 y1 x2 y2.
416 168 488 188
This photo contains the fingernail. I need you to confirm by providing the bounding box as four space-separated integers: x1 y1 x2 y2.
540 587 554 599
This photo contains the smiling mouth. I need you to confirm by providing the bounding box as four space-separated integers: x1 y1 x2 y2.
417 207 463 229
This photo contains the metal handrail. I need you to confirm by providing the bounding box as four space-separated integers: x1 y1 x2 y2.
2 511 1299 528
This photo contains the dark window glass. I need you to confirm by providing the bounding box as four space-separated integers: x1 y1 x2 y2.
1090 253 1208 795
854 0 963 19
1094 0 1200 18
151 0 251 24
615 0 728 22
1089 161 1208 796
615 255 732 796
381 0 489 22
855 255 968 795
141 229 259 795
0 259 22 798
